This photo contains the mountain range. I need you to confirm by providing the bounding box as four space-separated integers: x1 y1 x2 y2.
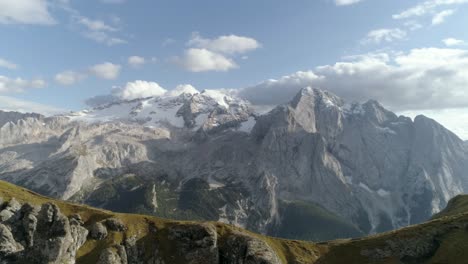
0 86 467 242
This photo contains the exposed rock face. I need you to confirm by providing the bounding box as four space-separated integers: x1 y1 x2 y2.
90 222 108 240
0 110 43 128
0 224 24 257
0 200 88 264
0 87 467 240
168 223 219 264
220 231 281 264
97 246 128 264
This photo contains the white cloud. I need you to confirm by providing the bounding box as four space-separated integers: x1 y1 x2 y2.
432 9 455 24
237 48 468 111
0 96 65 115
237 71 323 105
363 28 407 44
393 0 468 20
173 33 260 72
443 38 465 46
85 82 200 107
83 31 127 46
54 71 86 85
89 62 121 80
0 75 46 93
74 15 126 46
115 81 167 100
128 56 146 68
173 48 238 72
0 0 56 25
188 33 260 55
0 58 18 70
166 84 199 97
77 17 117 32
334 0 363 6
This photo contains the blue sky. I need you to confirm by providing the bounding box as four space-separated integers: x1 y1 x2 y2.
1 0 468 138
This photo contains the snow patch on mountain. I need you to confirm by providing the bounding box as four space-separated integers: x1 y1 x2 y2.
65 89 255 132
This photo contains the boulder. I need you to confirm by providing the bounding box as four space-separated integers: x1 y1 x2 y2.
90 222 108 240
105 218 127 232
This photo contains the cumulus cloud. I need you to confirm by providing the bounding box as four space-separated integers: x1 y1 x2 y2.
393 0 467 20
172 48 238 72
363 28 407 44
443 38 465 46
432 9 455 24
115 81 167 100
166 84 199 97
237 48 468 111
0 96 65 115
188 33 260 55
173 33 260 72
85 82 200 107
0 76 46 93
334 0 363 6
54 71 86 85
0 0 56 25
89 62 121 80
237 71 323 106
128 56 146 68
0 58 18 70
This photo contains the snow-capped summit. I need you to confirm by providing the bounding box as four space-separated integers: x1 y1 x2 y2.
65 88 254 133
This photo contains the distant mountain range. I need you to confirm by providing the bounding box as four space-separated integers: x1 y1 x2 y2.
0 86 467 241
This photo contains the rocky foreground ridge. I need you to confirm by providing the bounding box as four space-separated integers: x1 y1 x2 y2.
1 180 468 264
0 180 288 264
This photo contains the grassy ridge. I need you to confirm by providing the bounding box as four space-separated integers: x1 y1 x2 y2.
3 180 468 263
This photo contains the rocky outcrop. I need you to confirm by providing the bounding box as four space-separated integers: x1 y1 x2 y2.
89 222 108 240
97 246 128 264
104 218 127 232
220 231 281 264
168 223 219 264
0 199 88 264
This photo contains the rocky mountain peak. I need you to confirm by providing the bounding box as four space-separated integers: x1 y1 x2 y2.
291 87 344 110
0 86 467 243
360 100 398 125
0 110 44 128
